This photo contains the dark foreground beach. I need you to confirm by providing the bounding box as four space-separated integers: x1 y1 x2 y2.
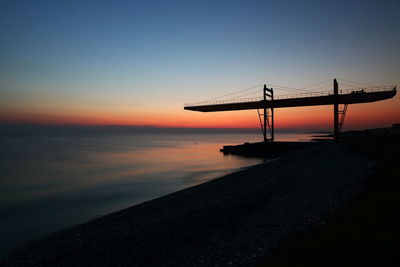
2 131 399 266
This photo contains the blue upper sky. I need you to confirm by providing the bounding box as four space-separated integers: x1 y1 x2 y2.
0 0 399 127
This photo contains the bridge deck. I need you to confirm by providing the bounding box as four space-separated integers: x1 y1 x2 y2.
184 87 396 112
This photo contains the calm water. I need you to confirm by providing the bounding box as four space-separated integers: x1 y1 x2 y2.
0 132 311 257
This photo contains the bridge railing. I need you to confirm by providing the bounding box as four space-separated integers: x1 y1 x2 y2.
184 96 264 107
184 86 394 107
274 86 394 100
339 86 394 95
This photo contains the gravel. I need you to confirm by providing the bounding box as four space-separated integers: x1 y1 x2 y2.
1 142 374 266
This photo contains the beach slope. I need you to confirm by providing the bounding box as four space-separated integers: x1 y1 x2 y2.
2 143 373 266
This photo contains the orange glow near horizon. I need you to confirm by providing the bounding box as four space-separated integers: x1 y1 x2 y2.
1 93 399 130
1 1 399 132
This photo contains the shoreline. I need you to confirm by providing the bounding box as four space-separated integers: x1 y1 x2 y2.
2 141 375 266
260 136 400 266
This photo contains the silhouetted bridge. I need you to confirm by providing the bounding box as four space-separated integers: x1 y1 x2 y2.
184 79 396 142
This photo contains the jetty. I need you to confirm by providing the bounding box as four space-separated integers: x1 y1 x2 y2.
185 79 396 142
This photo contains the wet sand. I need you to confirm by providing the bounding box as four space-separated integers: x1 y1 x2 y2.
2 142 374 266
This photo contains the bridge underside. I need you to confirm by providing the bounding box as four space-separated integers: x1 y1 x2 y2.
184 90 396 112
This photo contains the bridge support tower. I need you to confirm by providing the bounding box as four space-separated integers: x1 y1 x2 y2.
258 85 274 142
334 79 339 142
333 78 349 142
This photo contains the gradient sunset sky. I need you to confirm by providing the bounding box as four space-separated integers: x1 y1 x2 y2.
1 0 399 130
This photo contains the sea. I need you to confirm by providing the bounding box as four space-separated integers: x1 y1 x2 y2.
0 131 313 257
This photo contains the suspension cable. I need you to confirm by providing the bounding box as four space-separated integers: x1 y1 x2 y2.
199 78 384 103
337 78 378 87
204 84 263 102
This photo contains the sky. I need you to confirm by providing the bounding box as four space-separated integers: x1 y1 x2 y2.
0 0 399 130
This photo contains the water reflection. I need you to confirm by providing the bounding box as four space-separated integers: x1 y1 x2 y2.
0 133 266 256
0 132 312 257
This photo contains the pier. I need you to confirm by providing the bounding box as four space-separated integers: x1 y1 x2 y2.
184 79 396 142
